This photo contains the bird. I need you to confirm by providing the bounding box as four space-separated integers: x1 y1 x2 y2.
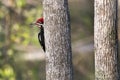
31 18 45 52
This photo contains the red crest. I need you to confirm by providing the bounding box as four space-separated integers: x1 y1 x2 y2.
36 18 44 24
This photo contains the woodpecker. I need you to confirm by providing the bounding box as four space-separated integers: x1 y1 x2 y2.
31 18 45 52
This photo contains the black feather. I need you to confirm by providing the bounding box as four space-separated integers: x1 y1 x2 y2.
38 26 45 52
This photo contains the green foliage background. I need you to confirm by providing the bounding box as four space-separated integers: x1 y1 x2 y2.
0 0 43 79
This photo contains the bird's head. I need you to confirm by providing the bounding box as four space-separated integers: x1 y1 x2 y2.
31 17 44 28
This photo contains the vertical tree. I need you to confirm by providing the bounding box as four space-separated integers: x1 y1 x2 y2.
43 0 73 80
94 0 119 80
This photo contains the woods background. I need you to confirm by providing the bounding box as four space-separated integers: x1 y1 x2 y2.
0 0 120 80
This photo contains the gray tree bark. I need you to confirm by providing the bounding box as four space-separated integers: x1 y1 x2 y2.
43 0 73 80
94 0 119 80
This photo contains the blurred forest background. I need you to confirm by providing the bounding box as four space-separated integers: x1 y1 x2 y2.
0 0 119 80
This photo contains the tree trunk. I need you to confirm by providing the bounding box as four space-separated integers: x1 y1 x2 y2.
43 0 73 80
94 0 119 80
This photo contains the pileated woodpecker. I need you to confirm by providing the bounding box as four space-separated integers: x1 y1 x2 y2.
31 18 45 52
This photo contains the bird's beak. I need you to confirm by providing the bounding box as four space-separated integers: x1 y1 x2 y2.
30 22 43 28
30 22 36 26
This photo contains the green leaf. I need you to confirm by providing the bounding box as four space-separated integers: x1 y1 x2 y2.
16 0 26 8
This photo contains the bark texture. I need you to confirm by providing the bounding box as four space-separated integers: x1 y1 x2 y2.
43 0 73 80
94 0 119 80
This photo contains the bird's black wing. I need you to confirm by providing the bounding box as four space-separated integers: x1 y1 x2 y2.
38 27 45 52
